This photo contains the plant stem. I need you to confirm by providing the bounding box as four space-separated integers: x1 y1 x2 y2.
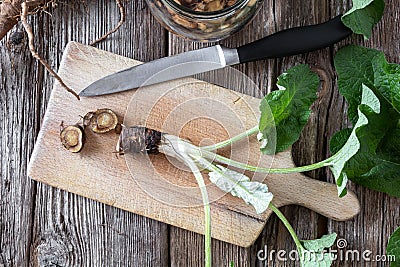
201 126 259 151
192 150 306 260
200 149 331 174
195 154 305 256
181 154 212 267
193 155 259 204
269 203 304 250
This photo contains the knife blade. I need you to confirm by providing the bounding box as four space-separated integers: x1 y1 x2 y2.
80 15 352 97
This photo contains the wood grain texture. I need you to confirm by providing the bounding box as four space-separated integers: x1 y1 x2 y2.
169 1 336 266
28 2 170 266
254 1 335 266
0 0 399 266
0 21 36 267
2 1 170 266
325 1 400 266
27 41 359 247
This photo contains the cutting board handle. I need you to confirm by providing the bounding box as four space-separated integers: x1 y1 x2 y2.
272 172 360 221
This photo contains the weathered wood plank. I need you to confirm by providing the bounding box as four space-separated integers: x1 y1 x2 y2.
168 0 336 266
250 1 337 266
326 1 400 266
1 0 169 266
29 1 170 265
0 17 41 267
0 0 399 266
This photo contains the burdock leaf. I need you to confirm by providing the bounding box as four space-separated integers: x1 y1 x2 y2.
259 64 319 154
350 160 400 198
373 53 400 114
329 128 352 155
334 45 380 124
326 85 380 197
332 45 400 197
301 233 337 253
387 227 400 267
208 165 273 214
300 233 337 267
342 0 385 39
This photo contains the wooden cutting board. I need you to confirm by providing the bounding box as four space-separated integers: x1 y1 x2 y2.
28 42 360 247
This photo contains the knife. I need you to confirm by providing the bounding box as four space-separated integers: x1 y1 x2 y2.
80 15 352 97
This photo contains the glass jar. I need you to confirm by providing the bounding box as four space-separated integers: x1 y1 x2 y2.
145 0 263 42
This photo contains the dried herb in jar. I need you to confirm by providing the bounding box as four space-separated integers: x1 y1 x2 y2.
174 0 238 12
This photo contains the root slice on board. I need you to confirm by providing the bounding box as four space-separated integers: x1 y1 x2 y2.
60 123 85 153
83 108 119 134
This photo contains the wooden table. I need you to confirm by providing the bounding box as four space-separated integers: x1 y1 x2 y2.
0 0 399 266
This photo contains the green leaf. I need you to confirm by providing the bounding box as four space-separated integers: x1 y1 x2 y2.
342 115 400 198
377 129 400 162
332 45 400 197
300 233 337 267
326 85 380 197
327 85 379 196
341 0 385 39
373 53 400 114
208 165 273 214
301 233 337 252
351 160 400 197
335 45 400 123
259 64 319 154
333 116 400 197
329 128 352 155
387 227 400 267
334 45 381 124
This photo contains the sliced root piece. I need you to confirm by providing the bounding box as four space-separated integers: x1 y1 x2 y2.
60 124 85 153
85 108 119 134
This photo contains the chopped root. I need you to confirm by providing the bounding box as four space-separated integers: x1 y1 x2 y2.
60 122 85 153
117 126 163 155
90 0 125 46
20 1 80 100
83 108 119 133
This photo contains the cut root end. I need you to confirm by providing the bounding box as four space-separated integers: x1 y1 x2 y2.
117 126 163 155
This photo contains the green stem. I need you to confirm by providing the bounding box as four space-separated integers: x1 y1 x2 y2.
194 153 305 256
181 154 212 267
190 150 307 263
200 149 331 174
192 155 258 203
269 203 304 250
201 126 259 151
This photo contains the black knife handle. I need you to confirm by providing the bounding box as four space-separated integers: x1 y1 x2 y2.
237 15 352 63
